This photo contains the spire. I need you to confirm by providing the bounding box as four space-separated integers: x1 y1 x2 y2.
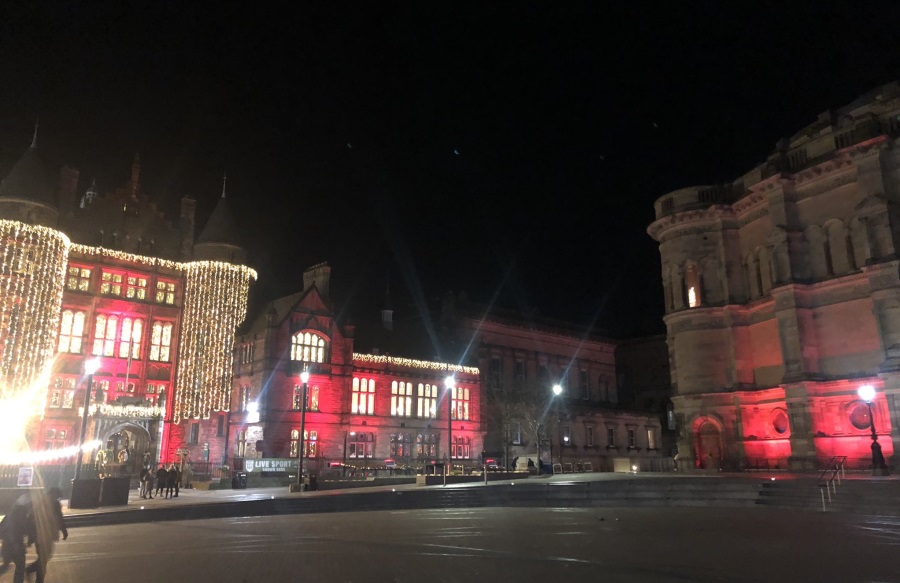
130 153 140 200
31 118 39 149
221 172 227 199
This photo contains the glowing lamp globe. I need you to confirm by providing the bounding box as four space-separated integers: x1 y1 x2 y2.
858 385 876 403
84 358 102 375
444 375 456 390
300 370 310 384
552 384 563 396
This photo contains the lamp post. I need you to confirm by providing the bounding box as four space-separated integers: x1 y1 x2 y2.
444 375 455 486
858 384 888 475
552 384 563 470
297 369 310 490
75 358 101 481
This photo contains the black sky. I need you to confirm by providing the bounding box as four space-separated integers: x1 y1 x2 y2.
1 2 899 337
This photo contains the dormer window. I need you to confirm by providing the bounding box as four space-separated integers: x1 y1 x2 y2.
291 331 326 363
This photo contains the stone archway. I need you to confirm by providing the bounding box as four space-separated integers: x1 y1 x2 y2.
100 422 152 476
693 418 723 470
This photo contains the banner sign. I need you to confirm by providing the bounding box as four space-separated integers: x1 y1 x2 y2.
244 458 297 473
17 466 34 487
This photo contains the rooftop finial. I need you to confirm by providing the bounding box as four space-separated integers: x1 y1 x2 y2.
31 118 39 148
221 172 227 199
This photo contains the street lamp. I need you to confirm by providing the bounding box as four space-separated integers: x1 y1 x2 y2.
75 358 101 480
552 384 563 470
858 384 888 475
297 369 310 490
444 375 455 486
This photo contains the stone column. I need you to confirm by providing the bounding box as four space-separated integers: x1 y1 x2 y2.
878 371 900 467
772 286 819 381
784 383 816 470
865 260 900 369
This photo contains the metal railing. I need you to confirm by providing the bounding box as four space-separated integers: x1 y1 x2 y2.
818 456 847 512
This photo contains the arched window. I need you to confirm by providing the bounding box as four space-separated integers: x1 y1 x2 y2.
391 381 413 417
416 433 438 458
118 317 143 359
451 387 470 420
93 314 118 356
684 264 701 308
149 321 173 362
58 310 86 354
417 383 437 418
293 385 319 411
290 429 318 457
291 331 326 363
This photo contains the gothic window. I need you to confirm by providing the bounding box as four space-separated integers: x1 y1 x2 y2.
65 266 92 292
118 317 143 359
291 331 326 363
149 321 173 362
352 378 375 415
417 383 437 418
451 387 470 420
293 385 319 411
58 310 86 354
390 433 413 460
348 432 374 458
155 280 176 305
391 381 413 417
92 314 118 356
684 263 701 308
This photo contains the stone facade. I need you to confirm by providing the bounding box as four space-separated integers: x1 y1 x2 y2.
648 81 900 471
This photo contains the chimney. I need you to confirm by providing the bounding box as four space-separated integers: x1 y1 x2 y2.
381 308 393 331
302 263 331 298
179 197 196 260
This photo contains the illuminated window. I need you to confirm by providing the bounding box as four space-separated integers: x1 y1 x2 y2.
293 385 319 411
348 432 374 458
416 433 438 458
688 286 698 308
44 428 67 450
100 271 124 296
417 383 438 418
391 381 413 417
647 428 657 449
240 342 255 364
149 321 173 362
155 280 176 305
115 380 137 394
511 422 523 445
451 387 470 421
452 436 470 459
118 317 144 359
238 386 251 412
49 377 76 408
145 383 167 405
125 275 148 300
352 378 375 415
65 266 91 292
291 331 326 363
57 310 86 354
92 314 119 356
390 433 412 461
290 429 318 458
684 264 702 308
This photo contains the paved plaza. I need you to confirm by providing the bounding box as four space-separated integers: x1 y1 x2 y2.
44 506 900 583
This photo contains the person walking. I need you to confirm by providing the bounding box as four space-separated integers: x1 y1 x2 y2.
155 465 168 498
173 464 181 497
0 494 33 583
146 467 155 499
25 488 68 583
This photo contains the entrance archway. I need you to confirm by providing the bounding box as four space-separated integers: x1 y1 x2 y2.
101 423 152 476
695 420 723 469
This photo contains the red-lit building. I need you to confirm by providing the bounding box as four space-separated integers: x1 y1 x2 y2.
0 139 254 475
229 264 483 473
649 82 900 470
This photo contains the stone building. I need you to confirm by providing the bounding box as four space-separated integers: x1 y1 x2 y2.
648 82 900 471
616 334 677 456
0 133 254 476
228 265 483 474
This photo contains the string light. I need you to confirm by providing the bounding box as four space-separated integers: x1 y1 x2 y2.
173 261 253 422
78 403 165 419
352 353 479 375
0 220 69 416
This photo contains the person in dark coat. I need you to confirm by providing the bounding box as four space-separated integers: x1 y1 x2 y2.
139 466 150 499
0 494 33 583
165 464 178 499
25 487 68 583
156 465 169 498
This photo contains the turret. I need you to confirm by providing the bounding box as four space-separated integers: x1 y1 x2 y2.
0 123 59 227
192 174 246 264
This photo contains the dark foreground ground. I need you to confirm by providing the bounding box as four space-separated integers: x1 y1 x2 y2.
43 506 900 582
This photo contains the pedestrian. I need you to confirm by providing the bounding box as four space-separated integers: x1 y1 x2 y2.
146 468 155 499
25 487 68 583
872 439 890 476
165 464 178 499
139 466 150 499
172 464 181 497
0 494 33 583
182 462 192 490
156 464 168 498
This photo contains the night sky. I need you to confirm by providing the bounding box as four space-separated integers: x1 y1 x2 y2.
1 3 899 337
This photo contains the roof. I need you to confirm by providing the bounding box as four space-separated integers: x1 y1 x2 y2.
196 195 241 247
244 289 308 335
0 145 56 207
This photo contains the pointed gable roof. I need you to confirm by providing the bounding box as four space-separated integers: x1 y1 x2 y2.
0 144 57 207
196 194 241 246
244 284 332 335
